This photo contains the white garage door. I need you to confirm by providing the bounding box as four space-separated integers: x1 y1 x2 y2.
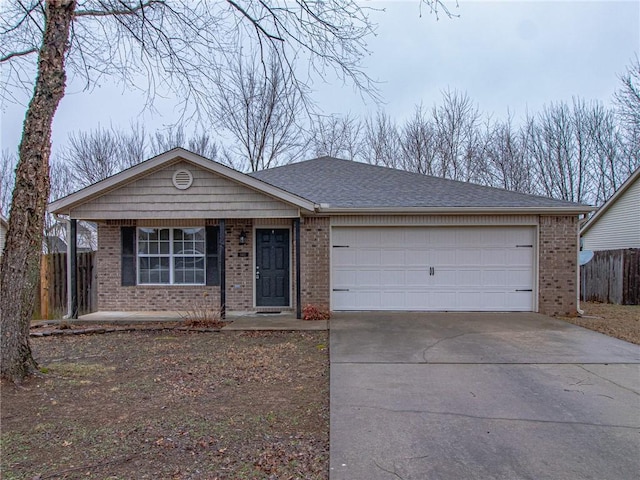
331 226 535 311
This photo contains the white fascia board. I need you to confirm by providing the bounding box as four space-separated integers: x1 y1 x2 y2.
48 148 316 215
318 206 596 215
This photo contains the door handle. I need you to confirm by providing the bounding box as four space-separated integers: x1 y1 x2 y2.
429 267 435 276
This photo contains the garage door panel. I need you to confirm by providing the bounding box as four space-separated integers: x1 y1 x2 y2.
406 269 430 286
331 226 535 311
434 269 457 286
506 248 534 265
457 269 482 286
333 269 357 286
481 270 508 287
507 292 534 310
381 249 406 265
482 249 508 265
507 269 534 286
380 291 406 309
355 269 382 287
333 248 356 265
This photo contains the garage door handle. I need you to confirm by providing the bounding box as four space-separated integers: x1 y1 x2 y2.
333 288 350 292
429 267 435 276
515 289 532 292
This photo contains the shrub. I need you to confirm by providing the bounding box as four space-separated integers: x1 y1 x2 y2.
302 304 331 321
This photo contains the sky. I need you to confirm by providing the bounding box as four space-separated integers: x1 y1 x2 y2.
1 0 639 158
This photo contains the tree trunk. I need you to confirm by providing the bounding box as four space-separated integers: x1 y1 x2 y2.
0 0 76 382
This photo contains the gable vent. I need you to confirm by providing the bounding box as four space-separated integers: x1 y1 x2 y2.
172 169 193 190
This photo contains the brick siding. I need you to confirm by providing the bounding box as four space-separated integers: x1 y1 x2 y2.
538 215 579 316
97 214 578 316
300 217 331 310
224 219 254 312
96 224 220 311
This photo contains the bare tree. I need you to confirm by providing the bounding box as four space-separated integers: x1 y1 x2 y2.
362 110 402 168
525 98 597 203
483 116 535 194
151 124 219 161
3 0 459 381
432 89 483 181
308 113 363 160
613 56 640 173
61 127 123 187
399 104 438 175
210 51 305 171
587 103 626 205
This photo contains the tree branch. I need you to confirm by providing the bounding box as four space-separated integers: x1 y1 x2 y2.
74 0 164 17
0 47 38 63
226 0 285 42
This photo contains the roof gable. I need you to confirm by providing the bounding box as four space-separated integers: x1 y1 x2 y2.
49 148 316 219
250 157 593 214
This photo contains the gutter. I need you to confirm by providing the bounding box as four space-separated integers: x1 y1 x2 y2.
315 206 596 215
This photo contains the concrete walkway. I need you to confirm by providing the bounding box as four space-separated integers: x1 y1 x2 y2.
329 312 640 480
37 311 327 331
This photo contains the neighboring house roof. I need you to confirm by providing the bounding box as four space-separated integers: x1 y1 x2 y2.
580 167 640 251
250 156 592 214
48 148 317 215
45 235 68 253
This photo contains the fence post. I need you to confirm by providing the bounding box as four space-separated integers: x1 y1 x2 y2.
40 255 49 319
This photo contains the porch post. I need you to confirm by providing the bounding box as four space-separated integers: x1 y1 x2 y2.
69 219 78 319
294 218 301 319
219 219 226 319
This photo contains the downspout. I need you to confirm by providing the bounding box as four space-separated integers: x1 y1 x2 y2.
294 218 301 319
69 219 78 319
577 221 584 316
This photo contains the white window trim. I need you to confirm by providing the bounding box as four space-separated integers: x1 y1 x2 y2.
137 227 206 286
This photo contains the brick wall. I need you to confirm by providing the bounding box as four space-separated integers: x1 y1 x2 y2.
538 215 579 316
224 219 254 311
97 224 220 311
300 217 330 310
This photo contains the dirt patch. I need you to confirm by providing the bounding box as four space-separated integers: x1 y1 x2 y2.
558 302 640 345
1 330 329 479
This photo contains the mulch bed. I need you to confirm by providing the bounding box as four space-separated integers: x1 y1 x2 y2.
558 302 640 345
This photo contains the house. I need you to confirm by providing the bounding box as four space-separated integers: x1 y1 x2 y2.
581 167 640 251
580 167 640 305
48 148 592 318
0 214 7 256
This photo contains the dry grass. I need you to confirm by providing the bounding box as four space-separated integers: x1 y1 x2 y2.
558 302 640 345
1 330 329 480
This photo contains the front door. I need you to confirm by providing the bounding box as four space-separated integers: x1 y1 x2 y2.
256 229 290 307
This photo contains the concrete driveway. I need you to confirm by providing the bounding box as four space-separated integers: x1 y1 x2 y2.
330 312 640 480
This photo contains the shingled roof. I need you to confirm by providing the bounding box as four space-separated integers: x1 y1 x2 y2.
250 156 591 213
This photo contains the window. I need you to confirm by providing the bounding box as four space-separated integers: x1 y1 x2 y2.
137 227 206 285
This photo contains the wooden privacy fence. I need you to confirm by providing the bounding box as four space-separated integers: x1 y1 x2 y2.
38 252 97 319
580 248 639 305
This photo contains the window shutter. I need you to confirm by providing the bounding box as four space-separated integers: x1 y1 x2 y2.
206 226 220 286
121 227 136 286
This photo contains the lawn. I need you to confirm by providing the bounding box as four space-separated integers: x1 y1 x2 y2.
558 301 640 345
1 330 329 480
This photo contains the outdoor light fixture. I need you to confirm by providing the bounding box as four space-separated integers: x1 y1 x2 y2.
239 230 247 245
